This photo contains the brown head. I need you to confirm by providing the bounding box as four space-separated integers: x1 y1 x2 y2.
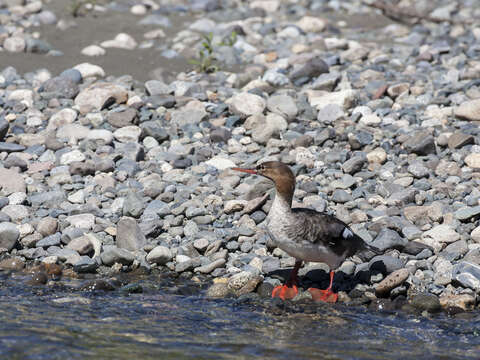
232 161 296 204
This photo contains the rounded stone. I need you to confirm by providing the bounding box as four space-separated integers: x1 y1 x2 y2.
0 222 20 251
465 153 480 169
4 36 26 53
410 293 441 313
37 217 58 236
81 45 106 56
146 246 172 265
226 92 266 117
454 99 480 121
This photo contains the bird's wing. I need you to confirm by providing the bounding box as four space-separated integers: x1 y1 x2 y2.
287 208 366 257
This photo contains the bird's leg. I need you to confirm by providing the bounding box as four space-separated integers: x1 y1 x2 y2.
272 260 302 300
308 270 338 303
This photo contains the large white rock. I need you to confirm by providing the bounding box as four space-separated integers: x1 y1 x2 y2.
65 213 95 229
60 149 86 165
8 89 33 107
0 168 26 195
423 224 460 244
87 129 114 144
81 45 106 56
465 153 480 169
205 156 236 170
74 82 128 113
296 16 326 33
471 226 480 243
250 0 279 12
4 36 26 52
47 108 78 130
454 99 480 121
226 92 266 117
307 89 357 110
56 124 90 143
100 33 137 50
367 147 387 164
113 125 142 143
73 63 105 78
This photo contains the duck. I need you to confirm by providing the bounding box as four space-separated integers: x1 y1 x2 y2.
233 161 380 302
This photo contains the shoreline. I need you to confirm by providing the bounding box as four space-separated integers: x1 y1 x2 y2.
0 0 480 316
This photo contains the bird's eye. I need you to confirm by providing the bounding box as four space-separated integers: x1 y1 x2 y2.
257 164 264 171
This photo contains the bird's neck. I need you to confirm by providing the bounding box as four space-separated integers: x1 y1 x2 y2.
274 175 295 208
271 186 293 216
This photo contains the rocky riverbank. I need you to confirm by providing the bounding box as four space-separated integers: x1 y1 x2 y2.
1 0 480 315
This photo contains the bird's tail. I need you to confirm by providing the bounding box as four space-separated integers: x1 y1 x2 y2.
361 240 383 255
342 226 383 255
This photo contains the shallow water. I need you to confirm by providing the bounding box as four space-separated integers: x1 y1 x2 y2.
1 272 479 360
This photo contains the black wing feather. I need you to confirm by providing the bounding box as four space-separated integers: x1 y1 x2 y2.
287 208 370 257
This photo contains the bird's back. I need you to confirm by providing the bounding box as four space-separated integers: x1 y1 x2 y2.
288 208 368 258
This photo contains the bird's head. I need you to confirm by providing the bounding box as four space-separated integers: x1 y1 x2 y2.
232 161 296 200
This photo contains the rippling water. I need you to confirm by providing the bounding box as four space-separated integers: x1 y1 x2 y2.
0 273 479 360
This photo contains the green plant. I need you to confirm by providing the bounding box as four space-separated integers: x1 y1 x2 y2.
189 33 218 74
189 31 238 74
69 0 97 17
219 31 237 47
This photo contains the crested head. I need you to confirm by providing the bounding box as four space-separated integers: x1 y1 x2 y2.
232 161 296 203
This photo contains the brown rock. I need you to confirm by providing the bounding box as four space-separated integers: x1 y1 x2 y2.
435 160 461 177
224 200 247 214
20 232 43 248
404 203 443 225
206 282 230 298
404 206 430 225
69 160 96 176
227 271 263 296
67 235 93 255
28 271 48 285
37 217 58 236
375 268 409 297
387 82 410 98
44 263 63 277
447 132 475 149
454 99 480 121
107 108 138 128
402 131 436 156
439 292 475 311
0 257 25 271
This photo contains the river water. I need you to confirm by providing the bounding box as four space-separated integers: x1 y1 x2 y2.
2 0 479 358
0 272 479 360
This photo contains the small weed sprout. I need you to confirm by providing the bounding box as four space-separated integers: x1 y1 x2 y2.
69 0 97 17
189 31 238 73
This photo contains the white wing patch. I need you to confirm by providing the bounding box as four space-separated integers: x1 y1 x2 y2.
342 227 353 239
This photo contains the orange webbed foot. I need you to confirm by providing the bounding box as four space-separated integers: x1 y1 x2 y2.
308 288 338 303
272 284 298 300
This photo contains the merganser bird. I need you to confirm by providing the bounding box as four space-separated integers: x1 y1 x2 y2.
233 161 379 303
